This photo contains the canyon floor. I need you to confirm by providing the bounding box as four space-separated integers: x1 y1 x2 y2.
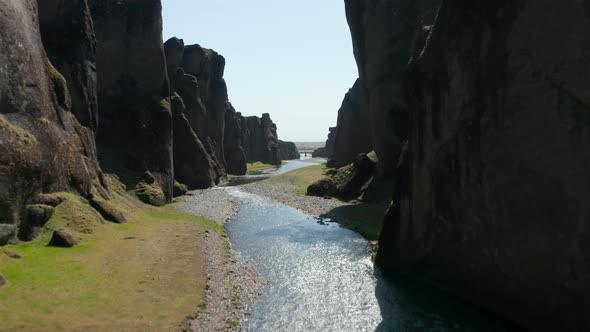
0 160 385 331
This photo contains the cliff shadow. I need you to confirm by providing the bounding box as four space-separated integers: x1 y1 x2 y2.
372 269 524 332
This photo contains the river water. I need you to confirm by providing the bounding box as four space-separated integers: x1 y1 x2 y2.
224 161 516 332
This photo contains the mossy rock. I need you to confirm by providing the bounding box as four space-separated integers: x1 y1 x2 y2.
89 198 127 224
173 181 188 198
48 229 80 248
0 114 38 145
134 182 167 206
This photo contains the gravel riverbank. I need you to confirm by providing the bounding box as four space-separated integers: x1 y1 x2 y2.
241 180 348 217
176 188 262 331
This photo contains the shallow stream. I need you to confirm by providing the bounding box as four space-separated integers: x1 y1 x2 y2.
225 161 515 332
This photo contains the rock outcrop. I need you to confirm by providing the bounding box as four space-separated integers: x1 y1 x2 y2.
375 0 590 330
308 152 377 201
344 0 440 175
90 0 174 204
165 38 224 186
278 140 299 160
327 79 371 168
224 106 248 175
0 0 104 245
244 114 281 166
312 127 337 158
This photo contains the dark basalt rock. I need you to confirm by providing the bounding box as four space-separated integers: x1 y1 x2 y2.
89 198 126 224
173 181 188 198
19 205 55 241
327 79 372 168
278 140 300 160
344 0 440 175
312 127 337 158
90 0 174 204
376 0 590 330
171 93 218 188
48 229 80 248
0 0 104 244
0 225 17 246
133 182 167 207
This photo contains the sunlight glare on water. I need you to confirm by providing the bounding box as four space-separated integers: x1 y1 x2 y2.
225 189 515 332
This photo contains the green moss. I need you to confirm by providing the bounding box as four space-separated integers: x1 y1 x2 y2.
133 182 166 206
46 59 66 85
0 114 38 145
0 191 221 330
267 165 330 194
246 162 280 174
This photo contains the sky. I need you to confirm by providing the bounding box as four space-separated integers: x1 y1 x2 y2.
161 0 358 142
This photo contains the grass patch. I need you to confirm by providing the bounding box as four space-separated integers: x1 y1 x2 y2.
246 161 282 174
0 114 38 145
327 199 391 240
0 182 220 331
267 165 330 194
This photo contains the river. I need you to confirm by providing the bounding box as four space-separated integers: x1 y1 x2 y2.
224 161 517 332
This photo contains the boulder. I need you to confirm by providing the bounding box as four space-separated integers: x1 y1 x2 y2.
19 205 55 241
173 181 188 198
0 225 17 246
90 0 174 204
133 182 167 207
377 0 590 330
48 229 80 248
89 199 126 224
0 274 6 288
224 106 248 175
171 93 218 188
244 114 281 165
307 152 377 201
312 127 337 158
278 140 300 160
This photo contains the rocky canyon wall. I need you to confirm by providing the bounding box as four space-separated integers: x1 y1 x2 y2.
0 0 105 244
348 0 590 330
345 0 440 175
89 0 174 203
326 79 372 168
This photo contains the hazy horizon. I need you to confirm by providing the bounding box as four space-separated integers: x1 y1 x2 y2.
161 0 358 142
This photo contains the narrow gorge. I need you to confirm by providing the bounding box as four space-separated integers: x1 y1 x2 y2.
1 0 588 331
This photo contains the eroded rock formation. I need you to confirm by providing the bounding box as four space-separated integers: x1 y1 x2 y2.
344 0 440 175
90 0 174 203
244 114 281 166
278 141 300 160
0 0 104 244
327 79 371 168
312 127 337 158
374 0 590 330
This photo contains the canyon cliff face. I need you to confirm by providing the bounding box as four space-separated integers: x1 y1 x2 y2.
345 0 440 175
0 0 104 244
165 37 224 187
374 0 590 330
312 127 337 158
327 79 372 168
244 114 281 166
90 0 173 203
165 38 285 177
278 141 300 160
